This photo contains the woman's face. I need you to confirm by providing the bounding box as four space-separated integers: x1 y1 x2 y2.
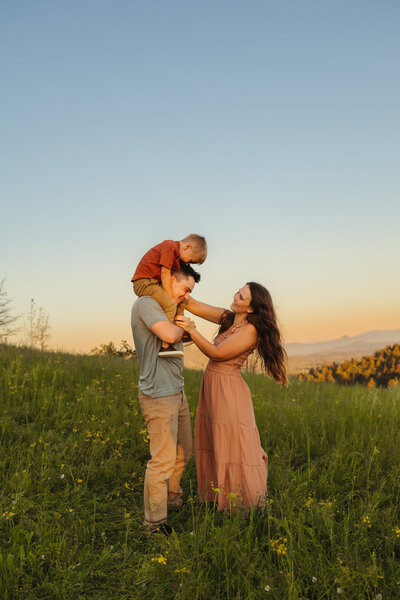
230 284 253 314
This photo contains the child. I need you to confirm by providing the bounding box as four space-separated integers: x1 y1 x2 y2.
132 234 207 357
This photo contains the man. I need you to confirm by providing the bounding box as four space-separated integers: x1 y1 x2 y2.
131 264 200 533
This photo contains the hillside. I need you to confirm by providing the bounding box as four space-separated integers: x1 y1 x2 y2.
286 329 400 357
184 329 400 376
299 343 400 387
1 343 400 597
0 344 400 600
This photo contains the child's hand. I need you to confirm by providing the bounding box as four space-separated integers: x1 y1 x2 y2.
174 315 196 333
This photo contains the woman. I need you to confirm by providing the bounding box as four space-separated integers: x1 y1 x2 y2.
175 282 287 513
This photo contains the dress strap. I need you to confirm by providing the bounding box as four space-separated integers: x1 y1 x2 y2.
230 323 247 332
219 322 248 339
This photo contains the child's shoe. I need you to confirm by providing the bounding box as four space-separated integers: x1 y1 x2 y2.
181 332 193 344
158 344 184 358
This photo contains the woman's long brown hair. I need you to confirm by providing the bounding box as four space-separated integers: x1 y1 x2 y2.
218 282 288 385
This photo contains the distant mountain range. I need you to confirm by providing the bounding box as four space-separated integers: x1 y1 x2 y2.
285 329 400 374
286 329 400 357
184 329 400 375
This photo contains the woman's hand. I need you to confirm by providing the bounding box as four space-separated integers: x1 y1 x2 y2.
179 296 190 308
174 315 196 333
177 295 225 324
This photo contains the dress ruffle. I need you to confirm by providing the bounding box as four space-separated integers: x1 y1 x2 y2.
194 326 268 512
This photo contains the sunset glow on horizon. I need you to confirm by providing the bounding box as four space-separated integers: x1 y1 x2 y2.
1 1 399 354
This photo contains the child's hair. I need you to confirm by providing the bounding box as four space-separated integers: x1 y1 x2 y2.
182 234 208 264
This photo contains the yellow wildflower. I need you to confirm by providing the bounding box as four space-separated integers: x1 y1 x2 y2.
269 537 288 556
151 555 167 565
362 515 371 528
175 567 190 574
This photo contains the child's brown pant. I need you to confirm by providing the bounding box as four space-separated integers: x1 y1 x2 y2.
133 278 184 322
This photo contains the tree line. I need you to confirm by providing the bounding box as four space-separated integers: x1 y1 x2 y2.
0 279 50 350
299 344 400 388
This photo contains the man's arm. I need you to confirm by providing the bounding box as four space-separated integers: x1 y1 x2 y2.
150 320 184 344
137 297 183 343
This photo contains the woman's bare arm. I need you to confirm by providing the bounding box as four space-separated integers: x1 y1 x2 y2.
181 295 226 324
175 316 257 361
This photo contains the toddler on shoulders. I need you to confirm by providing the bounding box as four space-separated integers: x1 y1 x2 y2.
132 234 207 357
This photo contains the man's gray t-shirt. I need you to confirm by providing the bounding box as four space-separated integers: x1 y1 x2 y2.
131 297 184 398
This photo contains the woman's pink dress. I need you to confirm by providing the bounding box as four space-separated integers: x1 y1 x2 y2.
194 324 268 512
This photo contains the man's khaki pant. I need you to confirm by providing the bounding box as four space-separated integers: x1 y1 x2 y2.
139 390 192 529
133 278 185 323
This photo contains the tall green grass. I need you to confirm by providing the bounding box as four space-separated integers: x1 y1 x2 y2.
1 344 400 599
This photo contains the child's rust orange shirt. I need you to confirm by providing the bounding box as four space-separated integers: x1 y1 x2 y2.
132 240 181 282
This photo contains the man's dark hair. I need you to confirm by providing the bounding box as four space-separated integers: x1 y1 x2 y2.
175 260 201 283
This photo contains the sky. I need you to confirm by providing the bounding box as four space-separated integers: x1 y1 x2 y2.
1 0 399 353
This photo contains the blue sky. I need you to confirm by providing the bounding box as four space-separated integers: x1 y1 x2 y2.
1 1 399 351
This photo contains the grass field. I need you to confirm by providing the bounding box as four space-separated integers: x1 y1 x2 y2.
1 344 400 599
